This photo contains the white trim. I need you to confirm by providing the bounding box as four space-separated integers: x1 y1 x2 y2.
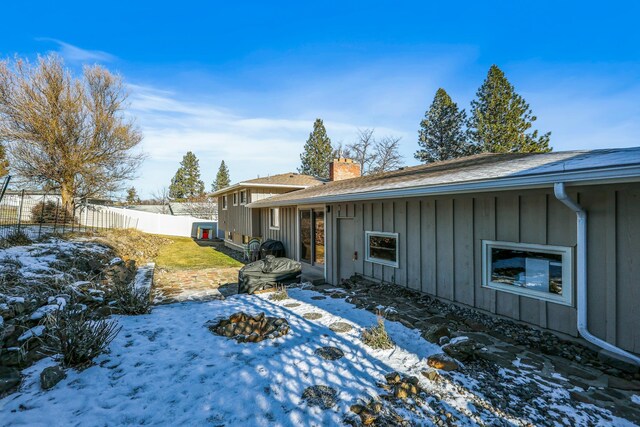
222 195 228 210
269 207 280 230
365 231 399 268
481 240 573 306
239 190 247 205
232 192 238 206
246 165 640 208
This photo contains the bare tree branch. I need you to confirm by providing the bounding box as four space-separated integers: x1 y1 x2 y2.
0 54 144 209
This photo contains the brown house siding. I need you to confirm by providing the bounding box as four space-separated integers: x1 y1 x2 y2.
323 183 640 354
218 187 297 249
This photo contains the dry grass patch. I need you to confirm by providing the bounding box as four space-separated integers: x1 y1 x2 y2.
361 316 395 349
92 229 172 264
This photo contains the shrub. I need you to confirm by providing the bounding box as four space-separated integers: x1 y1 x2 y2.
361 317 395 350
268 284 289 301
30 201 75 224
2 230 32 247
44 308 121 368
110 280 151 315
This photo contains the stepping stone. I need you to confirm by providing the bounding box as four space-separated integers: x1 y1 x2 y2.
301 385 338 409
315 346 344 361
311 296 326 300
303 312 323 320
329 322 353 333
283 303 301 308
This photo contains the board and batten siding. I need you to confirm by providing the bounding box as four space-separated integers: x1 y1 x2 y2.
257 206 298 259
324 183 640 354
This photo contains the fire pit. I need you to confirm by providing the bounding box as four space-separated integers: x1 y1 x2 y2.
209 311 289 343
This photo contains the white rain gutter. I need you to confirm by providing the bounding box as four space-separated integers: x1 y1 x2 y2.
553 182 640 366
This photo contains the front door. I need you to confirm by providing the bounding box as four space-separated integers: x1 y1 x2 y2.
299 208 325 266
338 218 355 282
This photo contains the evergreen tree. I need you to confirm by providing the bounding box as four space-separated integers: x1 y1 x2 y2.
126 186 139 204
469 65 551 153
212 160 231 191
298 118 334 179
169 151 205 200
414 88 475 163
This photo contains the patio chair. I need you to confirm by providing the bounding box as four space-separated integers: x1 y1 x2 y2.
245 237 262 262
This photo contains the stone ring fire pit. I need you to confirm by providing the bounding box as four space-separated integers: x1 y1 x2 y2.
209 311 289 343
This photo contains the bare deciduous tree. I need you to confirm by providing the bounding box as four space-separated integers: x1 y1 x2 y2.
181 194 218 221
345 128 377 175
0 54 144 209
151 187 171 214
372 136 403 174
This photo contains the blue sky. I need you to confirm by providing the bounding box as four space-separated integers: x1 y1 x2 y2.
2 1 639 197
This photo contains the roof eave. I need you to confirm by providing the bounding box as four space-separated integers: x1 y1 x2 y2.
210 183 313 197
246 165 640 208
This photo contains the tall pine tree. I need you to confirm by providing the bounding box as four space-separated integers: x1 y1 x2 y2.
212 160 231 191
298 118 334 179
469 65 551 153
169 151 205 200
126 186 139 204
414 88 475 163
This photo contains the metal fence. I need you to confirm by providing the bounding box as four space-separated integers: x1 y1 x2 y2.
0 178 135 242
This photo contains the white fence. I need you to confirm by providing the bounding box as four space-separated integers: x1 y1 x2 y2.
89 206 217 238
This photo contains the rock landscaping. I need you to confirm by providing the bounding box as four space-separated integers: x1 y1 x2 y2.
314 346 344 361
313 275 640 425
329 321 353 333
302 312 323 320
0 236 154 397
208 311 290 343
301 385 338 409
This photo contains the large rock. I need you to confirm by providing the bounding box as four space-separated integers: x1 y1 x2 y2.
40 366 66 390
0 347 25 367
598 349 640 374
442 337 484 362
427 353 459 371
0 366 20 393
421 324 451 344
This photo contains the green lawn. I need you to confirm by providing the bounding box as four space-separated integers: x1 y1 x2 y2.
155 236 243 270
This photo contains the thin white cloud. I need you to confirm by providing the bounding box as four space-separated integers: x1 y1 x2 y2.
126 84 409 196
36 38 116 63
122 51 640 197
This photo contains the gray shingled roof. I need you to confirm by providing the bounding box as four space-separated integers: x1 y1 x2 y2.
248 148 640 207
210 172 324 196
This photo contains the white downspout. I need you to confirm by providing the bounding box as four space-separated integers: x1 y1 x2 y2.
554 182 640 366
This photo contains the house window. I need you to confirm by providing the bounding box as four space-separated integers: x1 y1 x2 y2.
227 231 233 241
365 231 399 268
269 208 280 229
222 195 228 210
482 240 573 305
233 192 238 206
240 190 247 205
242 235 250 244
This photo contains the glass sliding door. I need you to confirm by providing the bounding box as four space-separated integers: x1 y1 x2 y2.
299 208 325 266
314 210 324 265
300 210 312 263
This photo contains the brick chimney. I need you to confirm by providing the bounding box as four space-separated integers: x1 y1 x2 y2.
329 158 361 181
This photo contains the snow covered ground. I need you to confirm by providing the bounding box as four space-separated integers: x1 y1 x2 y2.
0 288 635 426
0 238 109 281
